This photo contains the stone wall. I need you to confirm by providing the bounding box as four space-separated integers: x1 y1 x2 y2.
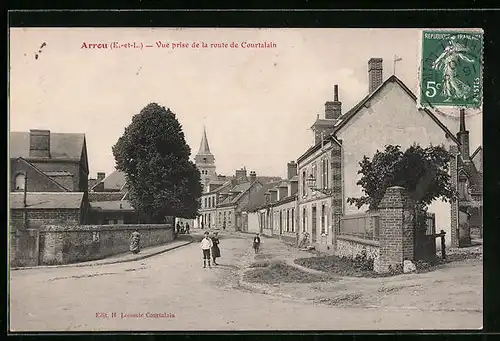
38 224 174 265
10 209 81 231
336 236 380 270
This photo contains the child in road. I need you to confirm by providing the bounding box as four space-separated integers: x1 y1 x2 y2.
253 233 261 254
200 231 214 268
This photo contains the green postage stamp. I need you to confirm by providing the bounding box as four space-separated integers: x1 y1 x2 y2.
419 29 483 108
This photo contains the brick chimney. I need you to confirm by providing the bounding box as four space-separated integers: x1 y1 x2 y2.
325 85 342 120
235 167 247 182
287 161 298 180
29 129 51 158
97 172 106 182
457 108 470 161
249 171 257 183
368 58 383 94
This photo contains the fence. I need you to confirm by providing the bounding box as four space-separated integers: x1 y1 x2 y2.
337 212 380 241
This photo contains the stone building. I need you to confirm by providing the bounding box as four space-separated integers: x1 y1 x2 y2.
10 129 89 192
294 57 464 254
248 162 299 243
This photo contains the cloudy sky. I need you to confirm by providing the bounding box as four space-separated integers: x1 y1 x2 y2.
9 28 482 179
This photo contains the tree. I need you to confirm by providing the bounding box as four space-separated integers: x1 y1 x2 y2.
112 103 202 222
347 144 456 211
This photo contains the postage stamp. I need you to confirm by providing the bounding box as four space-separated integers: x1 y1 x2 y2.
418 29 483 109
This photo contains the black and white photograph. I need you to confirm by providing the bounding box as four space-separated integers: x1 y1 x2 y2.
8 27 483 331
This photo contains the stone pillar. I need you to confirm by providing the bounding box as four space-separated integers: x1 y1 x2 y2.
449 145 460 248
376 186 415 273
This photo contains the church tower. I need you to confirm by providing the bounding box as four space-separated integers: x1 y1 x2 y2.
195 127 216 190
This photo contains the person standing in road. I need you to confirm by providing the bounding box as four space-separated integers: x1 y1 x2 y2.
185 223 190 234
210 232 221 265
200 231 213 268
253 233 261 254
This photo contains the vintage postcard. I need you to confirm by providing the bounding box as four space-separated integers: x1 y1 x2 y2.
8 27 483 332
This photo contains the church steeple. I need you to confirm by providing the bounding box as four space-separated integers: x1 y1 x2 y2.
195 127 216 189
198 126 212 155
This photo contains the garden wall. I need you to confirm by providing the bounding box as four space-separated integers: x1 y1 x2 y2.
38 224 174 265
335 235 380 271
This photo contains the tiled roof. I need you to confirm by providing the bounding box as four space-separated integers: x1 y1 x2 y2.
88 192 127 202
458 158 482 195
247 181 282 212
332 75 460 145
90 200 135 211
10 132 85 160
229 182 252 193
44 171 73 176
91 170 127 191
12 157 70 192
10 192 85 209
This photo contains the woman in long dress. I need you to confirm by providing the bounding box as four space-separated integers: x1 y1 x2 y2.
130 230 141 254
211 232 221 265
432 36 476 101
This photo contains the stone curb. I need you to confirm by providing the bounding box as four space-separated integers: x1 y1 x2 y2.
11 238 193 271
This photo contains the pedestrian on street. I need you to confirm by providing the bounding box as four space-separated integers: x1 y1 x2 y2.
200 231 213 268
253 233 261 254
176 222 181 235
180 222 185 234
210 232 221 265
185 223 190 234
129 230 141 254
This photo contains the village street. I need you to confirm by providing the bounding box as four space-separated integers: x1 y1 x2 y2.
9 231 482 332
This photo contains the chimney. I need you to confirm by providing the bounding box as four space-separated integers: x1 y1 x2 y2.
97 172 106 182
333 85 342 118
368 58 383 94
235 167 247 182
325 85 342 120
249 171 257 183
457 108 470 161
29 129 51 158
287 161 298 180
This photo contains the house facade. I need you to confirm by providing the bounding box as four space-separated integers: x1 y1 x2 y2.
10 129 89 192
292 57 466 253
332 61 460 247
248 162 300 243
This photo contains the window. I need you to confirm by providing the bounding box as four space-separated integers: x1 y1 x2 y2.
321 205 326 234
302 207 307 232
302 171 306 197
286 210 290 232
291 208 295 232
204 198 207 208
312 163 317 188
321 158 329 189
15 173 25 191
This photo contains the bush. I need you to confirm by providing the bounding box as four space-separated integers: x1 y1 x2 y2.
352 249 374 271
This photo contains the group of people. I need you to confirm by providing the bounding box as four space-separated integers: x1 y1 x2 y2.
200 231 262 268
200 231 221 268
176 221 190 235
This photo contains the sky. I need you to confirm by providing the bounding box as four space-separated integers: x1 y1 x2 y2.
9 28 482 179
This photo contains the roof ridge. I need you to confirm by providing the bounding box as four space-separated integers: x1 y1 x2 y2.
471 145 482 159
331 75 460 146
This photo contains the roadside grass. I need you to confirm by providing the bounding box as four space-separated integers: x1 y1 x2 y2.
294 255 381 278
244 261 333 284
295 245 482 278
